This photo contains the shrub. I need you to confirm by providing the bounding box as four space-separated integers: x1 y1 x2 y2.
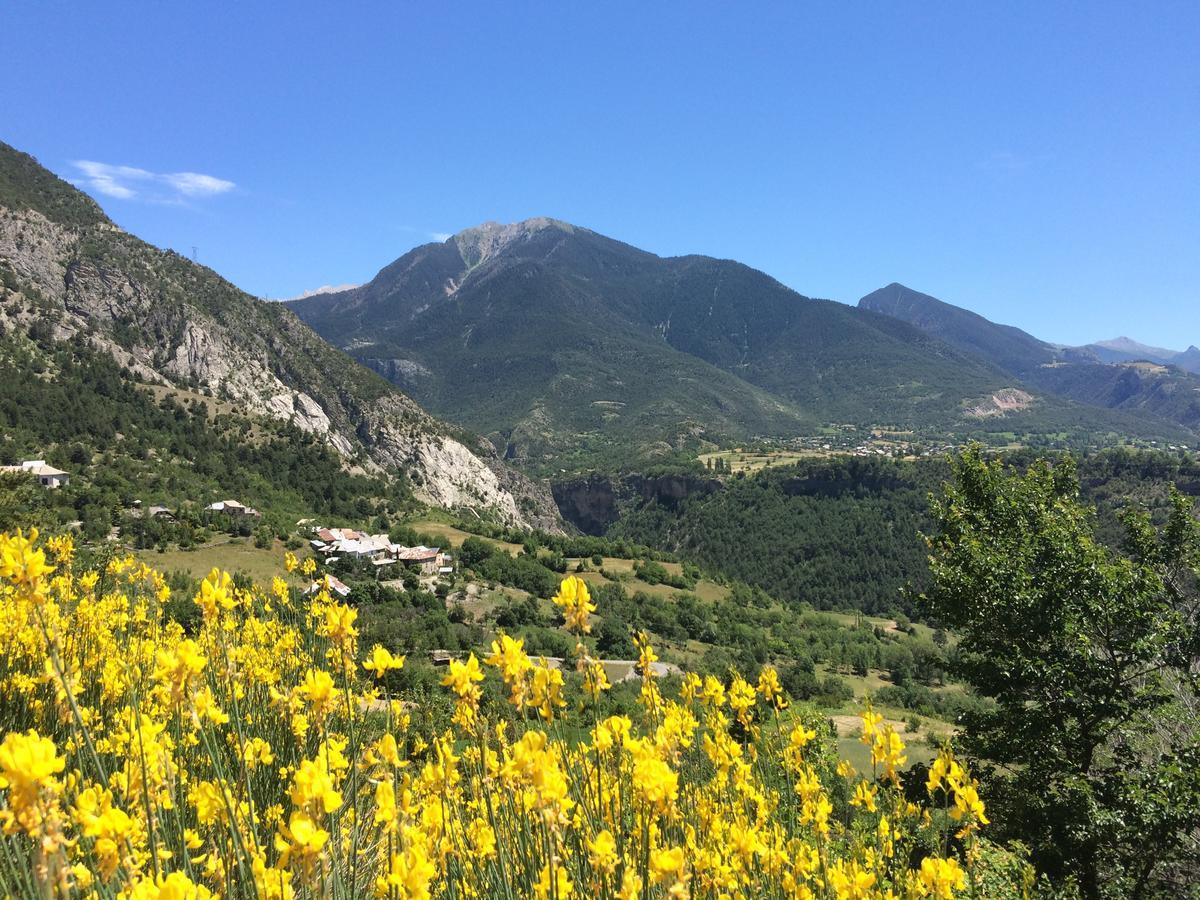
0 528 1008 898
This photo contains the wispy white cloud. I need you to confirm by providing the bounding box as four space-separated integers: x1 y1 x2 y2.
162 171 235 197
71 160 235 203
285 283 359 301
397 225 455 243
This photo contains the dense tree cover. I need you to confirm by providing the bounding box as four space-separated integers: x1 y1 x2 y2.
0 472 51 532
611 456 946 615
355 580 483 657
446 515 677 563
1071 447 1200 540
0 338 411 535
610 450 1200 619
0 142 105 228
924 448 1200 897
456 536 561 598
446 527 958 714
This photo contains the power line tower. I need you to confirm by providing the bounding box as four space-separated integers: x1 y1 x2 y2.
191 246 198 262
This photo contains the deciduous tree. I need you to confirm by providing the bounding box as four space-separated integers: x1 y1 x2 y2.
924 448 1200 896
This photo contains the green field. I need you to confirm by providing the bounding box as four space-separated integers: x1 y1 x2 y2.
449 583 534 621
815 663 893 697
824 611 940 642
136 537 294 585
408 519 525 555
569 564 730 604
568 556 683 577
699 448 828 473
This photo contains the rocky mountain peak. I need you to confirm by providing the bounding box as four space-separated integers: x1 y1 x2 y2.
0 142 563 530
1093 336 1180 358
453 218 578 268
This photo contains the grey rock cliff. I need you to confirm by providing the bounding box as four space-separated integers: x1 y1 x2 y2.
0 198 561 531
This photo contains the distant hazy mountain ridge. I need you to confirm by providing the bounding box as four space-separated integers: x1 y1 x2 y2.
1084 337 1200 373
859 283 1200 433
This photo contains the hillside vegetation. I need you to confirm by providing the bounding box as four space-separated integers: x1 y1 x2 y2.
608 450 1200 616
0 142 559 529
290 220 1189 472
3 443 1198 895
0 335 408 539
0 530 1022 899
860 283 1200 435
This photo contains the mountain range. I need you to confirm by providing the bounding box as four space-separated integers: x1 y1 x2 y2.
291 221 1196 468
2 136 1195 520
858 284 1200 434
1085 337 1200 373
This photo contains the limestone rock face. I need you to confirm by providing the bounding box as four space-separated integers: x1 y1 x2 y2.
453 218 573 269
0 201 561 531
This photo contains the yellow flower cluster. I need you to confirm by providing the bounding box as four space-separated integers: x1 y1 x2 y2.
0 527 997 898
552 575 597 634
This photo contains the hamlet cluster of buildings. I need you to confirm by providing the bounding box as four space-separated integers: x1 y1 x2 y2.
302 527 455 610
307 527 452 576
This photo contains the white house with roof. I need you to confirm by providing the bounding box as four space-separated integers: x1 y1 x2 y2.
1 460 70 488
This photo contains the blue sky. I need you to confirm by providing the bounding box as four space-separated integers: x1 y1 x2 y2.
4 2 1197 347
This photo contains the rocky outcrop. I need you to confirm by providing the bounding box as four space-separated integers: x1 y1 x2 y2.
963 388 1035 418
0 187 563 531
453 218 575 270
552 471 721 535
4 211 353 445
552 475 620 535
633 472 721 508
362 357 432 389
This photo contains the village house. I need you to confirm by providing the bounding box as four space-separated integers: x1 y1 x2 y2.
397 545 446 575
1 460 70 488
313 527 361 545
128 501 174 521
334 534 394 559
205 500 262 519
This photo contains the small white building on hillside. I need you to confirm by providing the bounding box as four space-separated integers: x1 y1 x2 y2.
206 500 262 519
0 460 70 489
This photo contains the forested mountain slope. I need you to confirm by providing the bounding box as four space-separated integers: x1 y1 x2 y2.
860 283 1200 436
0 141 559 529
290 220 1098 469
291 221 815 468
858 282 1062 374
607 450 1200 616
